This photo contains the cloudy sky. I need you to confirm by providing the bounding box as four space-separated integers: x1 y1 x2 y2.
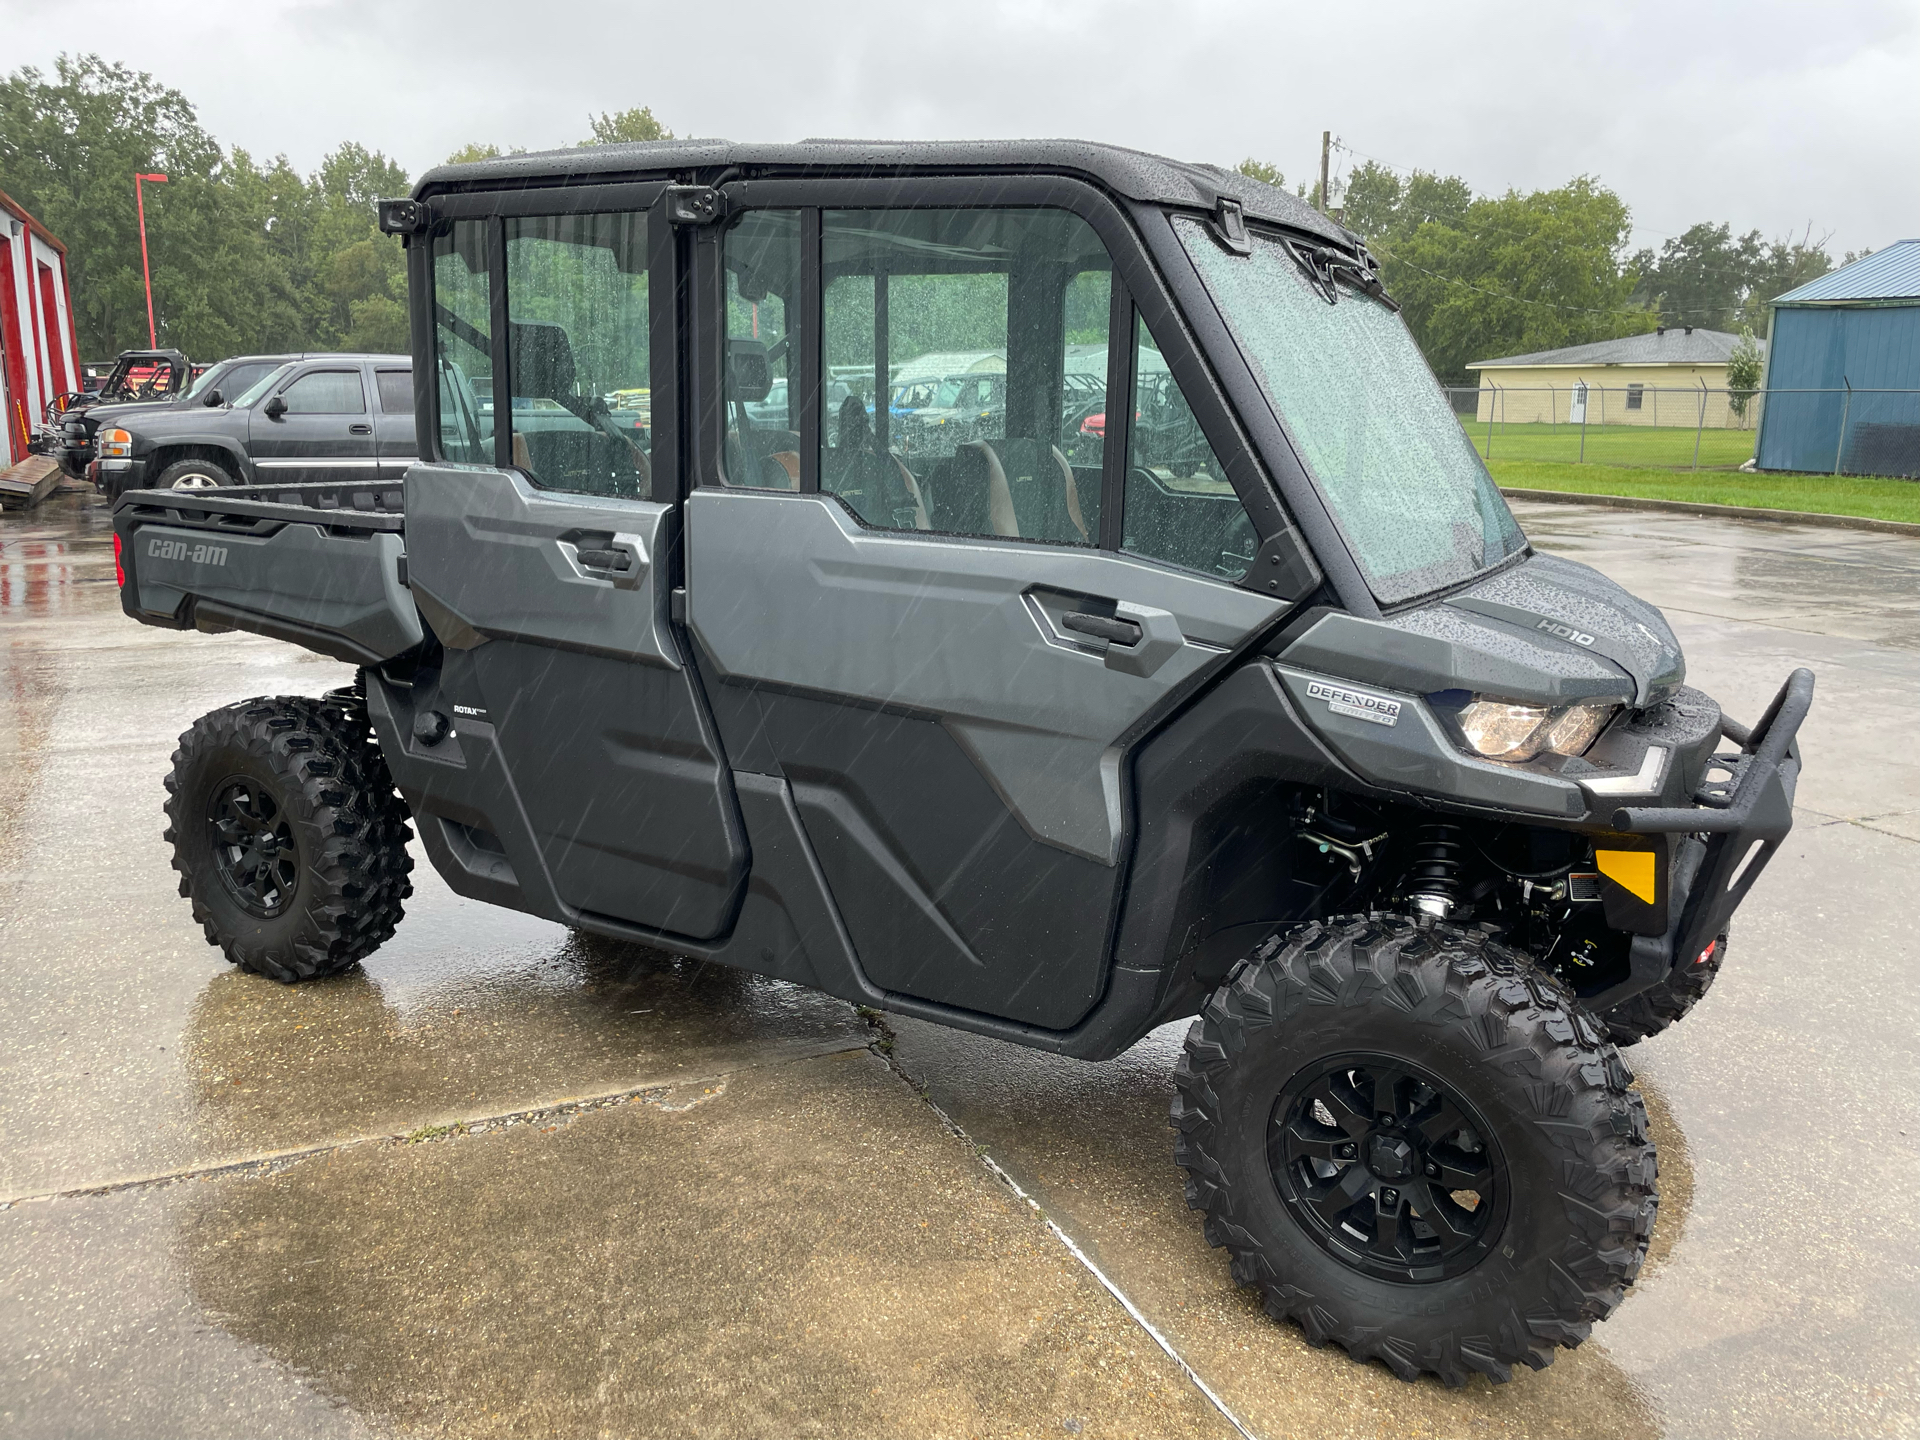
5 0 1915 257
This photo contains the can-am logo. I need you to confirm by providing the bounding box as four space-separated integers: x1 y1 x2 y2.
145 537 228 567
1305 680 1401 727
1535 618 1596 647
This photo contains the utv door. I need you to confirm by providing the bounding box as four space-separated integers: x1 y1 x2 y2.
683 191 1291 1029
405 195 748 939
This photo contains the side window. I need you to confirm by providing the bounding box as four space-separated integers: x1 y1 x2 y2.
721 211 800 489
431 220 491 464
221 362 275 399
1122 317 1256 580
279 369 366 414
505 211 652 498
376 370 413 415
819 208 1112 543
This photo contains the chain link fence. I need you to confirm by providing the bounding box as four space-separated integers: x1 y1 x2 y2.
1443 385 1920 478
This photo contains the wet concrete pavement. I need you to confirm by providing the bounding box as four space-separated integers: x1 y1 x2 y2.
2 493 1916 1437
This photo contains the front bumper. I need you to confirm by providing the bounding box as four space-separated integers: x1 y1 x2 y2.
1589 667 1813 1009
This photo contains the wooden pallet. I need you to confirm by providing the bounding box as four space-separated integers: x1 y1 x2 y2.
0 454 62 510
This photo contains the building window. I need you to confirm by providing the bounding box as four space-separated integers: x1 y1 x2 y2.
1625 383 1644 411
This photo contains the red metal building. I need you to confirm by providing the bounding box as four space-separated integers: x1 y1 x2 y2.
0 190 83 467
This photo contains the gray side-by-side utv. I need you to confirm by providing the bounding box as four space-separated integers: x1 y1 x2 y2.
112 140 1810 1386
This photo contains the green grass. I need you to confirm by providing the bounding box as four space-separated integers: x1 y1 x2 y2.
1464 420 1756 469
1488 459 1920 526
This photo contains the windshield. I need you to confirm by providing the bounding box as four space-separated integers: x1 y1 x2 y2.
233 364 294 409
1179 220 1525 604
184 365 223 400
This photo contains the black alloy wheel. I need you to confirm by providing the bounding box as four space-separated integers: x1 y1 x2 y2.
165 693 414 982
1271 1055 1508 1283
1172 916 1659 1384
206 776 301 917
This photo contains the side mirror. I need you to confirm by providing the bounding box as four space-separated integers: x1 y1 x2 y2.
202 389 223 408
263 395 287 420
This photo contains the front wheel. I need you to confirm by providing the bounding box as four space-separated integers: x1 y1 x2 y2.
155 457 236 491
1172 916 1657 1386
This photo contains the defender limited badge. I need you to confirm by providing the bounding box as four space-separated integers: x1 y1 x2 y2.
1306 680 1401 727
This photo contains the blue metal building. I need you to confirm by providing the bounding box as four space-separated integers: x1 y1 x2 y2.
1755 239 1920 476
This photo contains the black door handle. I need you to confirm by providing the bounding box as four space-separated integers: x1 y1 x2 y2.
349 423 372 435
1061 611 1142 645
575 548 632 572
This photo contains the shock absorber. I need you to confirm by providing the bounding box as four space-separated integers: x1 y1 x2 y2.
1403 823 1467 920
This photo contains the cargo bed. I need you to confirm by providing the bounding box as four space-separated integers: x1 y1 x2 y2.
112 481 422 665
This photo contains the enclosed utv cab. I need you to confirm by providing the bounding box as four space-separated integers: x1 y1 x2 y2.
118 139 1809 1387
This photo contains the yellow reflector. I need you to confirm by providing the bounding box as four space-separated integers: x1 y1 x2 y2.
1595 849 1658 904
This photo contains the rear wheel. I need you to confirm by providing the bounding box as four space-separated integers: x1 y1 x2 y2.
1172 916 1657 1385
155 457 235 491
164 695 412 982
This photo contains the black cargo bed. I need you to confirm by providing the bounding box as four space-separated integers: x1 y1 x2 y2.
112 481 423 666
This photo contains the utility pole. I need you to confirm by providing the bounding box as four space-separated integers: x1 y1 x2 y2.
134 172 168 348
1319 131 1331 214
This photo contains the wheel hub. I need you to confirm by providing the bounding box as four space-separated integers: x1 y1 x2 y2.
206 776 299 918
1366 1133 1416 1181
1270 1055 1510 1284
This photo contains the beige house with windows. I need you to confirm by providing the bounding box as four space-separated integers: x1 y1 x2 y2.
1467 327 1762 428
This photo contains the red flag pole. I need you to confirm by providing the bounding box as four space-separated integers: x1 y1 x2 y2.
135 172 168 347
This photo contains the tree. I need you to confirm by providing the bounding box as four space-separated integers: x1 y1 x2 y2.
444 142 516 165
1725 327 1764 419
1339 161 1473 242
1235 158 1284 187
1374 177 1653 383
581 107 672 146
0 55 221 356
1631 224 1832 332
0 54 414 358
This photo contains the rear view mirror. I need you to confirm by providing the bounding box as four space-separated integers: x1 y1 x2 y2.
202 389 223 407
263 395 287 420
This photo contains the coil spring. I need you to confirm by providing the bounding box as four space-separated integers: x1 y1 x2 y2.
1403 823 1467 918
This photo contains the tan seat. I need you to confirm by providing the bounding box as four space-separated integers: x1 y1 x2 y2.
958 439 1088 542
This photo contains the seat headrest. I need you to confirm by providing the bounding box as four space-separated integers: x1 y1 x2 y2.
510 321 577 403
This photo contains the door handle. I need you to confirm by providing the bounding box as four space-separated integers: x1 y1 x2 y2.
1061 611 1143 646
558 531 648 590
349 423 372 435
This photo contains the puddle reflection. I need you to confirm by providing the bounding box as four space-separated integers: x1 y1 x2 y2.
180 928 865 1157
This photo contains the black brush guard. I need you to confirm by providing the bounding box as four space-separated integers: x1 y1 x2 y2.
1593 668 1814 1008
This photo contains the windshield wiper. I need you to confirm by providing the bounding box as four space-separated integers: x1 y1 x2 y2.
1279 236 1400 313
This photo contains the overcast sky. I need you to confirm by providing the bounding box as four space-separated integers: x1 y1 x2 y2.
4 0 1915 258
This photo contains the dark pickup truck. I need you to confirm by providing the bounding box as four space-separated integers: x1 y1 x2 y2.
96 352 413 498
48 353 293 481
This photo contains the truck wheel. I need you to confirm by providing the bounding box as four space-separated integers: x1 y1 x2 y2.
155 457 235 491
163 697 412 982
1597 937 1723 1046
1171 916 1657 1386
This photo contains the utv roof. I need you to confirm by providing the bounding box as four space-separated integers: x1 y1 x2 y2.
413 138 1353 248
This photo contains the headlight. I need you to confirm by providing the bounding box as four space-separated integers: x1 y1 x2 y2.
99 428 133 459
1453 698 1618 762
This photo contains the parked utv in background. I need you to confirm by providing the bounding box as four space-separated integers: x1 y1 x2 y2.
34 348 194 457
48 353 296 481
94 353 414 498
112 140 1810 1388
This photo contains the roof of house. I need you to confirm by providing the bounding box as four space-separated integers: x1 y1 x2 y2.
0 188 69 257
1468 327 1759 369
414 138 1353 247
1774 239 1920 305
